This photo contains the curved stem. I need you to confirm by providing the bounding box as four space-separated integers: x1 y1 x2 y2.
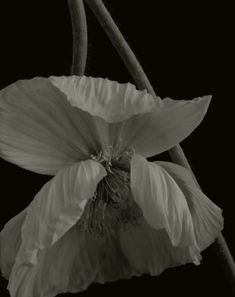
68 0 87 75
85 0 235 291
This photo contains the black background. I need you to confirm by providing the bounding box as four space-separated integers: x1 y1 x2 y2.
0 1 234 296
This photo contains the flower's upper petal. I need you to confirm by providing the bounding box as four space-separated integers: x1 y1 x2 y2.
49 76 162 153
119 218 201 276
49 75 160 123
155 161 223 250
130 154 198 248
14 159 106 268
0 77 102 175
120 96 211 157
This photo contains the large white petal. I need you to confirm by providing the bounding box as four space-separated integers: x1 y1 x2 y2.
13 159 106 270
0 78 102 175
7 221 136 297
119 95 211 157
49 76 162 154
130 154 198 248
155 161 223 250
119 218 201 276
49 75 160 122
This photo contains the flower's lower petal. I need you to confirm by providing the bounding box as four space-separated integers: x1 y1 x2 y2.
49 76 159 123
15 159 106 269
0 78 101 175
130 154 198 248
0 210 27 279
119 218 202 276
155 161 224 250
8 224 137 297
120 96 211 157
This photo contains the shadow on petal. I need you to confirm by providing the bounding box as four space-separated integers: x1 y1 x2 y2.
155 161 224 251
119 218 202 276
6 223 138 297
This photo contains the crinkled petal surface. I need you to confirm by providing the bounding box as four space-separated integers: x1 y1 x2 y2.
49 75 160 122
0 76 159 174
12 159 106 269
5 216 137 297
155 161 224 250
0 78 106 175
119 218 201 276
49 76 211 158
49 76 160 151
120 95 211 157
130 154 198 248
2 213 201 297
7 159 108 296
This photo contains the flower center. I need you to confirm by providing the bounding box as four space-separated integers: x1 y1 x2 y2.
76 147 142 236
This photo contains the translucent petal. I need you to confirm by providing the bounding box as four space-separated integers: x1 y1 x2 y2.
49 75 160 123
0 210 27 279
130 154 198 248
13 159 106 270
120 95 211 157
155 161 224 250
0 78 102 175
119 218 202 276
7 224 137 297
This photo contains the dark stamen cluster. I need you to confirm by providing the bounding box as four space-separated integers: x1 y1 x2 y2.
76 161 142 236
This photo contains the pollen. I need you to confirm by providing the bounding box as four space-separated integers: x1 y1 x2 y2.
76 148 142 236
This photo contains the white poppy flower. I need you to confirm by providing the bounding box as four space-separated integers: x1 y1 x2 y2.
0 76 223 297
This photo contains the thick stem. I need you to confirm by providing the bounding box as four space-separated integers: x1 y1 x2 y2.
85 0 235 291
168 144 199 186
68 0 87 75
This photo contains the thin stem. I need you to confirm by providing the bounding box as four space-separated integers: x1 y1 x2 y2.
68 0 87 75
85 0 235 291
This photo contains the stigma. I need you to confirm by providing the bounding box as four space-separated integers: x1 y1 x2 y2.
76 147 142 236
